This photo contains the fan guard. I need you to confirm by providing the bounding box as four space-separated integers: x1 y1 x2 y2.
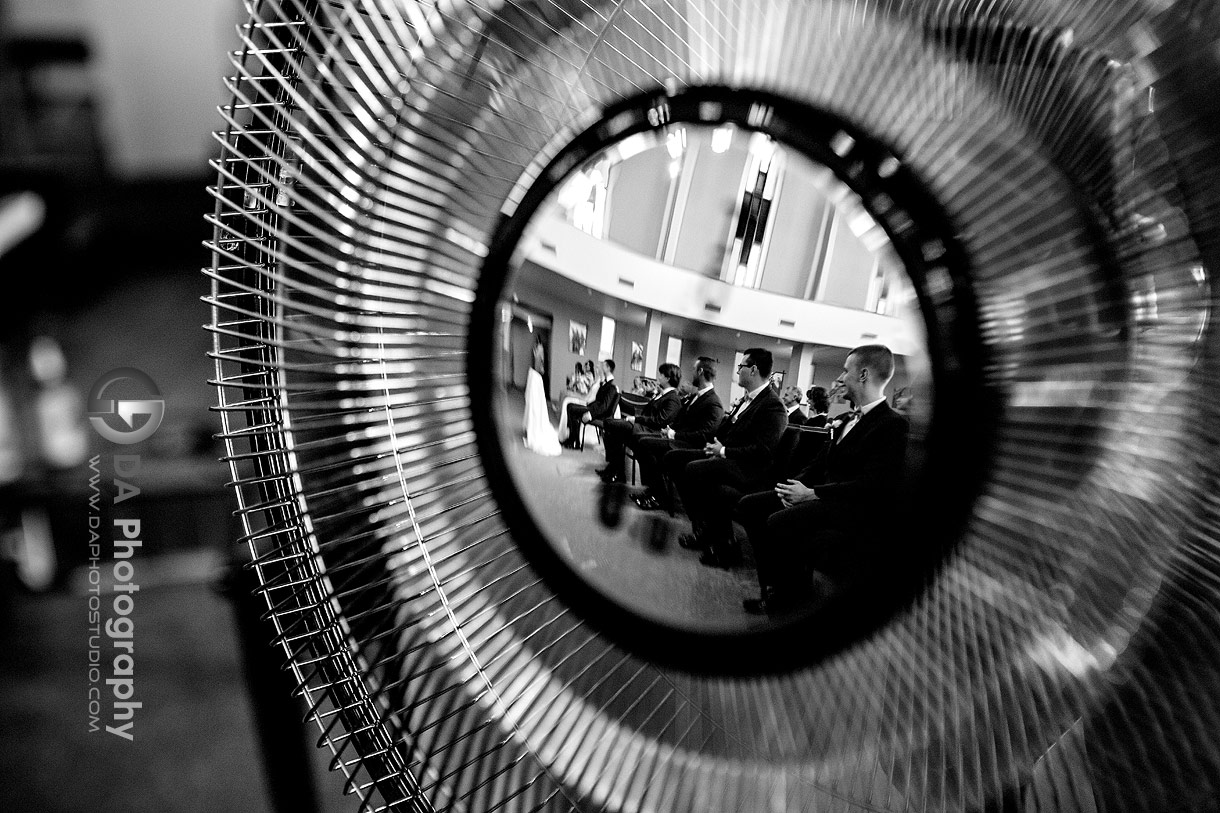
206 1 1220 811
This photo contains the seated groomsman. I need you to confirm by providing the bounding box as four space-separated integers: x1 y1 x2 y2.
662 347 788 567
564 359 618 449
629 357 725 509
736 344 908 615
597 363 683 483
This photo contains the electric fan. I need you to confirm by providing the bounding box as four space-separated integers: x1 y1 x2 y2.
206 1 1220 811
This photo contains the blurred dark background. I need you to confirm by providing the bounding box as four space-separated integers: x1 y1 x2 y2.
0 1 347 810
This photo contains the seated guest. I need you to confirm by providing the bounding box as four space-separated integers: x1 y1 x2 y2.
736 344 908 615
662 348 788 567
631 376 660 399
773 385 834 475
618 379 655 417
781 385 808 426
628 357 724 506
805 385 830 428
891 385 913 416
558 360 598 444
598 363 683 483
563 359 618 449
565 361 590 395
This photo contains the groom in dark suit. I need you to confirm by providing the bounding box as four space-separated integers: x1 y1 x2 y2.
597 362 684 482
735 344 909 614
663 347 788 566
564 359 619 449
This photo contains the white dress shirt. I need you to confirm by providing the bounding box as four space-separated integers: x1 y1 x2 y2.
838 396 886 441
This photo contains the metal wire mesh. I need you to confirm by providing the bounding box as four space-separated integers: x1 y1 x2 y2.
206 1 1220 810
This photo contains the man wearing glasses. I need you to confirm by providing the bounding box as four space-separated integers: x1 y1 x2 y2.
662 348 788 568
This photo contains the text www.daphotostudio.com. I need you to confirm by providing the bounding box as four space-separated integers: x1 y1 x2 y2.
84 368 165 741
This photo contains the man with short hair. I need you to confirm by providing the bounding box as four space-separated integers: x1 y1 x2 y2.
663 347 788 567
781 385 808 426
598 362 683 483
736 344 909 614
629 357 725 508
564 359 618 449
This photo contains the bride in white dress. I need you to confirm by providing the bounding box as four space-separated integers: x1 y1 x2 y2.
523 355 562 457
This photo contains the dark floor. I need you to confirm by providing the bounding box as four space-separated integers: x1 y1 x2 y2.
0 567 293 813
0 566 356 813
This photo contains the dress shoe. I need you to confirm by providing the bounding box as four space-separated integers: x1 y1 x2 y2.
631 492 662 510
742 590 795 615
677 533 704 550
699 546 742 569
599 470 624 484
742 597 769 615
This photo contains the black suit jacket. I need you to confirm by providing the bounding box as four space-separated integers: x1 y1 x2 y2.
588 380 619 421
671 389 725 446
634 389 682 431
713 385 788 473
787 407 808 427
796 401 908 503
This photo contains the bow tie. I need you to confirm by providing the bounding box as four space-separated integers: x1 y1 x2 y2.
835 409 862 441
729 395 753 421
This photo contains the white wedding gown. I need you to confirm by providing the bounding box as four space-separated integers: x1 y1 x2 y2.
523 368 562 456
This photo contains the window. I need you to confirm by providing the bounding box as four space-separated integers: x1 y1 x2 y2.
728 351 746 405
727 134 782 289
665 336 683 365
599 316 616 359
557 161 610 239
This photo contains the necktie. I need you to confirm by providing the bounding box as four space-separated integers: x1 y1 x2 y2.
730 395 751 422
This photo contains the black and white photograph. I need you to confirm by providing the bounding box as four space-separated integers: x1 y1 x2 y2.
3 1 1220 811
568 320 587 355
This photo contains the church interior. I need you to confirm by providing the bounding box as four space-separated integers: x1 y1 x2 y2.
2 0 1220 812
